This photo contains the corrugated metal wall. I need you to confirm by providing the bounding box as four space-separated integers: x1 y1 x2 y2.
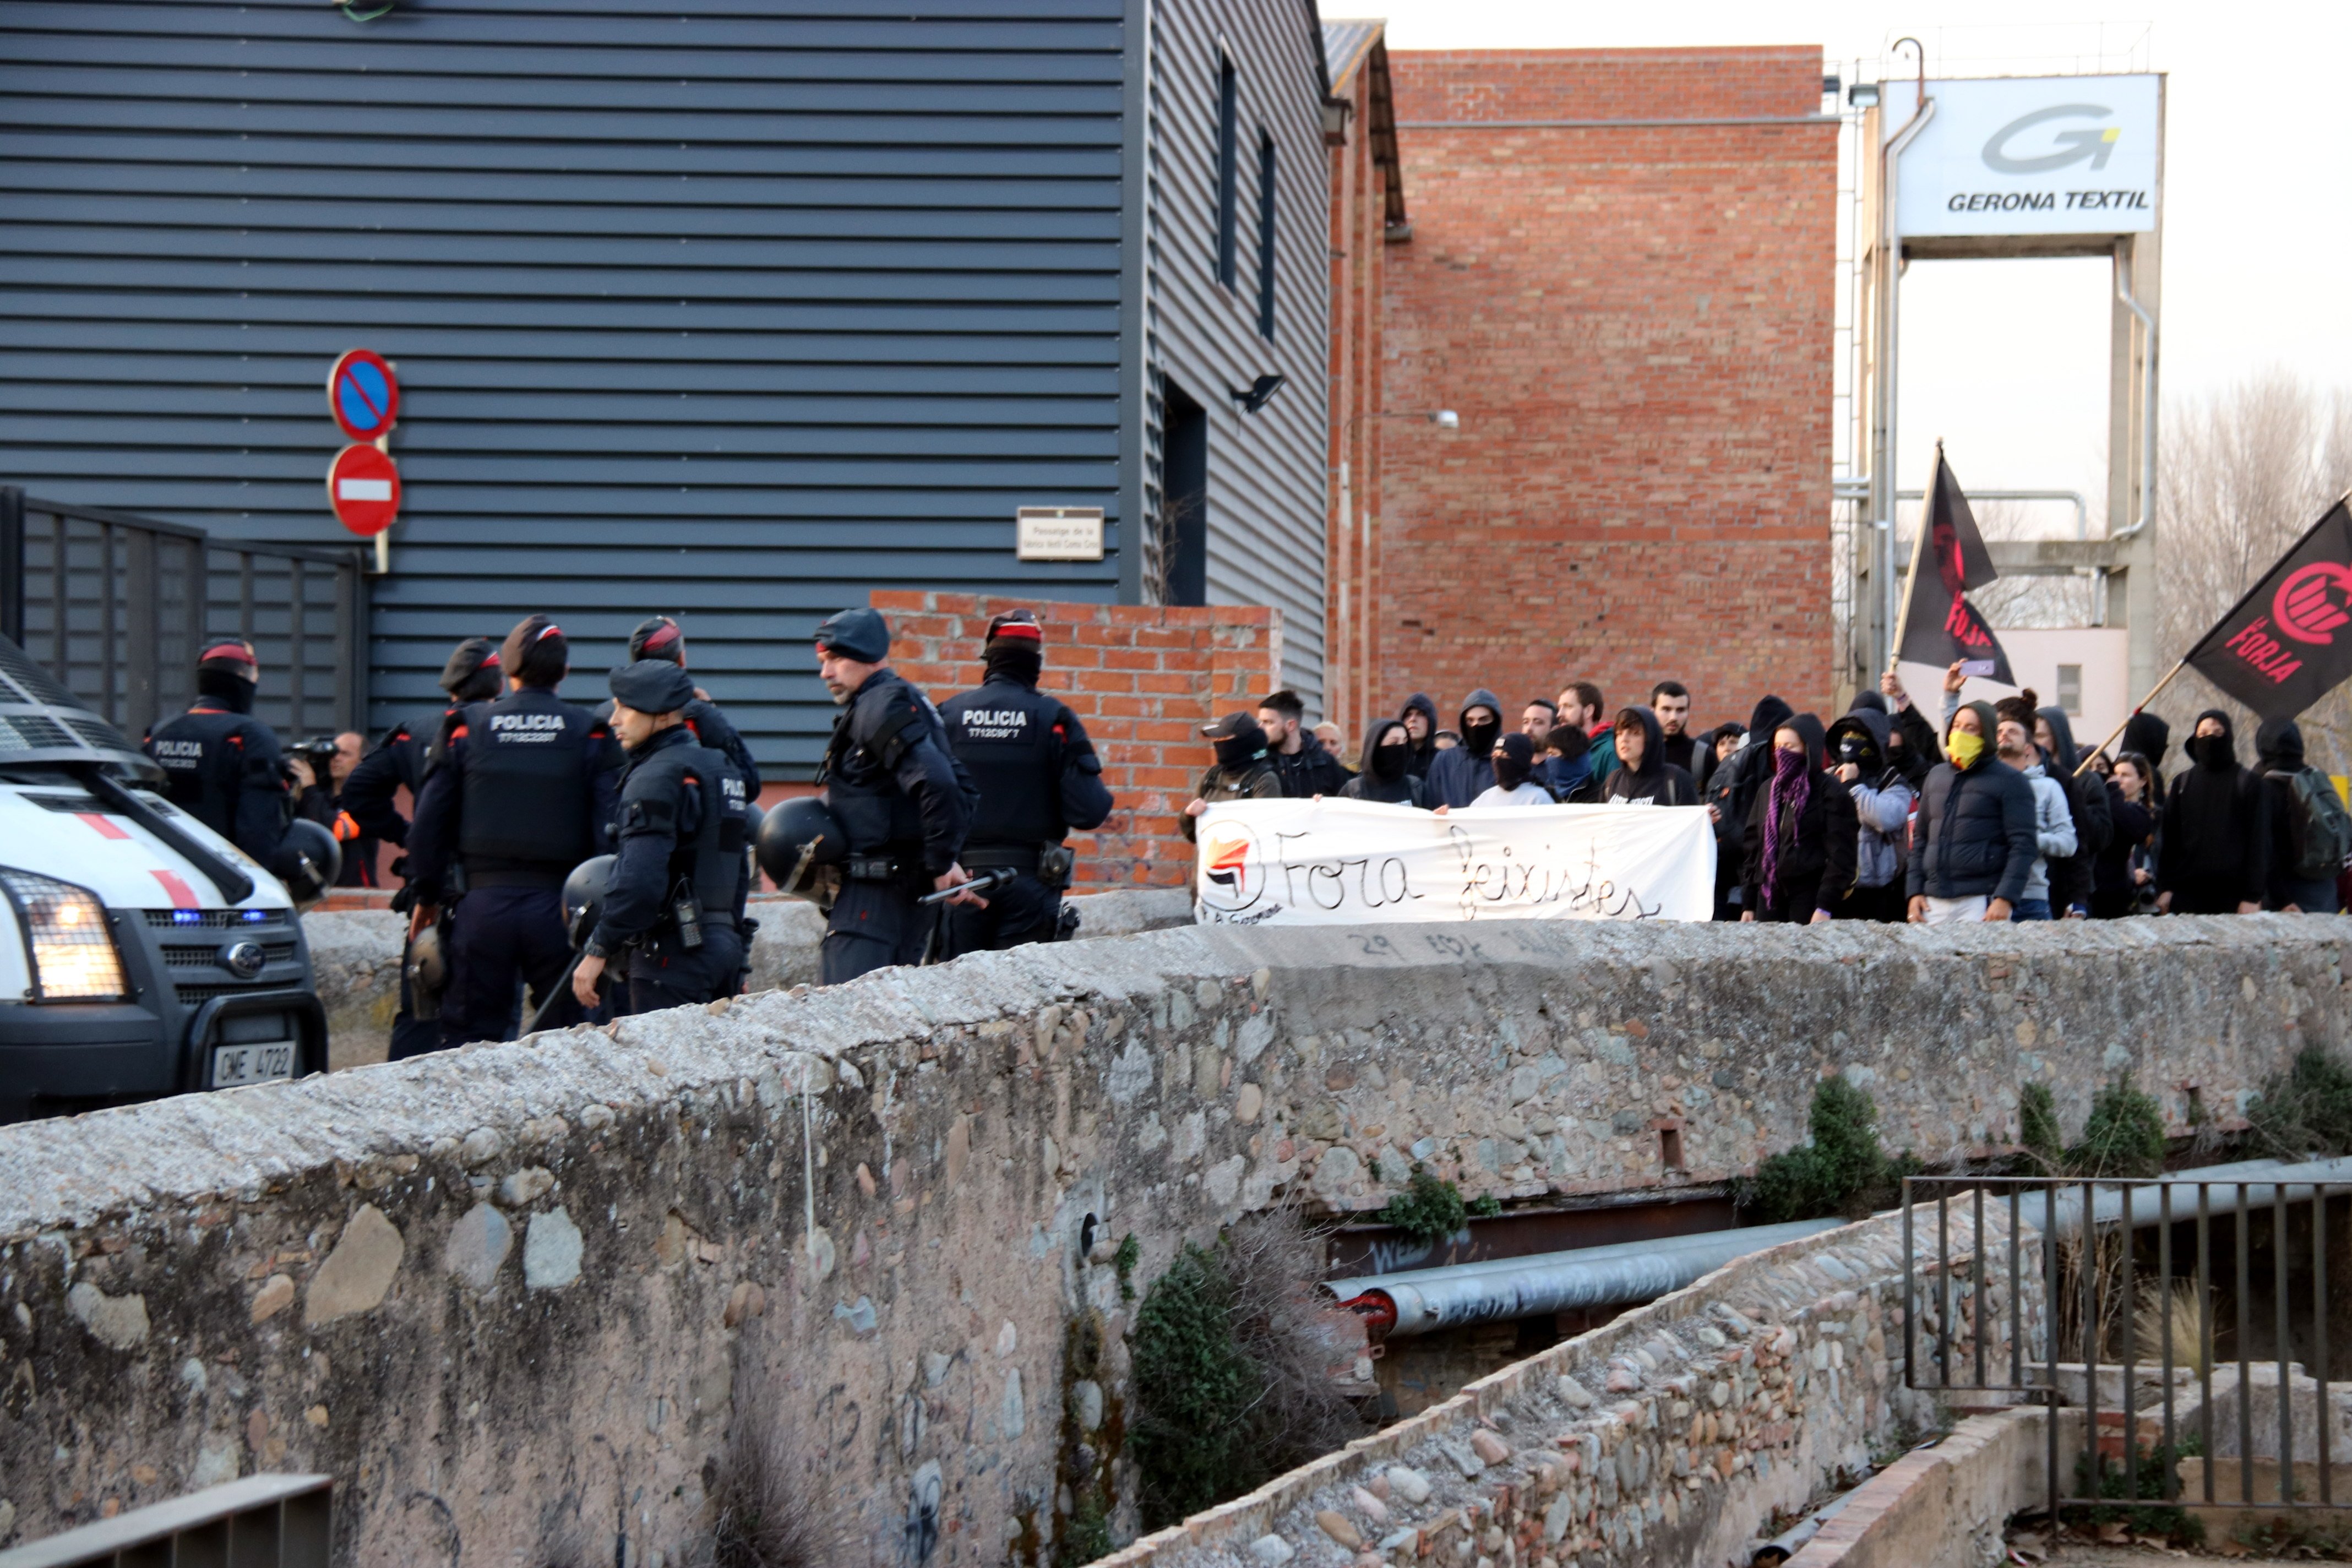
1145 0 1330 711
0 0 1131 771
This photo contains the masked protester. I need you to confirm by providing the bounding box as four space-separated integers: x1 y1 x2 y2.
2256 717 2343 914
1823 707 1913 921
2156 710 2268 916
1471 732 1553 806
1738 715 1855 924
1604 706 1698 805
1399 694 1441 780
1706 695 1793 919
1181 712 1282 840
1542 723 1598 803
1341 719 1429 807
1875 668 1947 778
1427 687 1505 809
2094 751 2159 918
1907 699 2037 924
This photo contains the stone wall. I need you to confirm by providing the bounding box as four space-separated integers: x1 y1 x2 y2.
1 918 2345 1564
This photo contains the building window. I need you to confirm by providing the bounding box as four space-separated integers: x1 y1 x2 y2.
1255 130 1277 337
2057 664 2082 715
1215 58 1237 288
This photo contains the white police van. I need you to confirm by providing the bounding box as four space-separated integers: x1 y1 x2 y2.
0 638 324 1123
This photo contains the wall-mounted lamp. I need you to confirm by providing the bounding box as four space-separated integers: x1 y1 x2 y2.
1848 81 1881 109
1231 374 1288 415
1342 408 1461 431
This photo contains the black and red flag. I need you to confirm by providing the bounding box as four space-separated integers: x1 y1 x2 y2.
1894 448 2015 684
2180 496 2352 719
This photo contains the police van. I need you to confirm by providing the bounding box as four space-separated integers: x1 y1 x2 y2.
0 638 325 1123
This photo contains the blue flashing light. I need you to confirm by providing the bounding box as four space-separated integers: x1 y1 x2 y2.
172 910 202 924
242 910 268 923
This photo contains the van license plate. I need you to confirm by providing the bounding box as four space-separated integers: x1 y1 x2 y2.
212 1042 295 1088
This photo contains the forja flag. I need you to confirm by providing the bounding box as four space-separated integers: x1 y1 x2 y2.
2185 496 2352 719
1191 798 1717 926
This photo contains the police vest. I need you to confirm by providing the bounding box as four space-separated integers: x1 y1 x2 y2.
939 679 1069 847
819 671 940 857
144 707 274 844
618 737 747 928
454 691 602 870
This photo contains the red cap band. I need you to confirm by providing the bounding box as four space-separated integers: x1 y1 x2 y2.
536 623 563 641
199 641 256 666
989 621 1043 644
641 623 682 651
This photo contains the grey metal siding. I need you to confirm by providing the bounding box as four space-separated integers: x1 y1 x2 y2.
0 0 1129 771
1145 0 1329 710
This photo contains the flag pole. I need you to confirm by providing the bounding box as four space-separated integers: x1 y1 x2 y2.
1883 444 1941 674
2071 656 2188 777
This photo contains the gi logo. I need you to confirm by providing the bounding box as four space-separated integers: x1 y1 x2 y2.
1196 819 1267 914
2273 563 2352 646
1980 105 2121 175
221 940 267 979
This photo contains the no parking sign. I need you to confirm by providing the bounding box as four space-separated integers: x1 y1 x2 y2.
326 348 399 442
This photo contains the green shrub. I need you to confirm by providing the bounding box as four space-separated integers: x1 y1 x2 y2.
1113 1233 1140 1303
1126 1243 1258 1529
2246 1046 2352 1159
1378 1167 1468 1243
2066 1079 2167 1178
1740 1076 1913 1223
1467 1194 1503 1219
2018 1082 2065 1174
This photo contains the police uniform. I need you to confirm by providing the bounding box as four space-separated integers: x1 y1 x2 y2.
813 607 976 985
406 674 620 1049
585 661 749 1013
141 644 290 867
937 613 1114 954
614 616 763 791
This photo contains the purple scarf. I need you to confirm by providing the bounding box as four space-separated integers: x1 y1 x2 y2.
1760 746 1811 909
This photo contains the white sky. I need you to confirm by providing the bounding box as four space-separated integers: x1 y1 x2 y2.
1369 2 2352 532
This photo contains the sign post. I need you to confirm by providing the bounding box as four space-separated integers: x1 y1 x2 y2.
324 350 400 569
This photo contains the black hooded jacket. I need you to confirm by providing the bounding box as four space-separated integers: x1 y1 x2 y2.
2256 717 2335 905
1604 706 1698 806
1267 729 1349 798
1706 695 1794 867
1426 687 1504 808
1341 720 1429 807
1738 713 1858 916
2122 712 2172 788
2157 710 2268 905
1400 693 1442 780
2034 705 2111 913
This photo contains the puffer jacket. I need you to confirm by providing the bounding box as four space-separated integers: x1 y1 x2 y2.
1908 754 2039 902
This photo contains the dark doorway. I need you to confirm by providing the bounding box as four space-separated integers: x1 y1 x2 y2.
1161 383 1208 607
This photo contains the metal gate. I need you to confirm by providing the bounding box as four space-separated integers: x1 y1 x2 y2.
1905 1171 2351 1537
0 488 365 743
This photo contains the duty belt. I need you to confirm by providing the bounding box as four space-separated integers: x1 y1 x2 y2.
959 843 1040 874
846 855 908 883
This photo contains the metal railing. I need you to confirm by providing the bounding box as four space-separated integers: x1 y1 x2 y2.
0 488 364 741
1905 1173 2350 1536
0 1473 329 1567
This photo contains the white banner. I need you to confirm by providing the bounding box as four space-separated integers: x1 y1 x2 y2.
1191 799 1717 925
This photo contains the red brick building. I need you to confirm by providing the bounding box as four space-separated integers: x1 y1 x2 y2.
1336 45 1838 738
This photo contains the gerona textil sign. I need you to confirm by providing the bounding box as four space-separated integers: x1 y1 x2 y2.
1191 799 1717 925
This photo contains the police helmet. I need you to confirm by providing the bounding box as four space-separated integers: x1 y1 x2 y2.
406 923 447 1022
739 798 767 880
274 818 341 911
756 796 846 898
563 854 616 949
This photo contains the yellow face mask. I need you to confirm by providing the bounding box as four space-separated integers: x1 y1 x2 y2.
1946 729 1985 769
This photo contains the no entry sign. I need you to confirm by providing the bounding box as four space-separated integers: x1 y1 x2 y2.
327 443 401 536
326 349 399 442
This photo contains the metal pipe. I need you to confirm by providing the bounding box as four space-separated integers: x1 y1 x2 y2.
1833 482 2089 542
2112 250 2158 543
1325 1218 1843 1338
2029 1156 2352 1239
1871 56 1936 673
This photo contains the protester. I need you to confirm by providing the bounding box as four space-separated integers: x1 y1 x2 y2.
1651 681 1697 774
2122 711 2173 794
1340 720 1429 807
2155 711 2267 915
1256 689 1349 798
1823 707 1913 921
1877 667 1948 777
2034 702 2109 918
1558 682 1618 780
2255 717 2346 914
1706 695 1793 919
1992 696 2076 922
1738 715 1855 924
1179 712 1282 842
1314 722 1354 776
1907 698 2037 924
1472 733 1554 807
1400 694 1441 780
1604 706 1699 805
1694 721 1744 796
1434 729 1460 750
1426 688 1505 808
2092 751 2158 919
1521 698 1557 743
1541 724 1598 803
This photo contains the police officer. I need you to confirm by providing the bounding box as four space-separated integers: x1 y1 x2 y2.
937 611 1114 954
812 607 979 984
569 660 749 1014
341 635 502 1060
622 616 762 792
141 639 290 868
406 615 622 1048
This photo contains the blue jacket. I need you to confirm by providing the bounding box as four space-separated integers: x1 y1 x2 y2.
1907 756 2039 903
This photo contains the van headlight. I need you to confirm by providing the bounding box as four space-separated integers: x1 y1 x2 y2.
0 868 128 1001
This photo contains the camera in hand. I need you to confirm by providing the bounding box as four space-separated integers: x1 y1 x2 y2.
287 735 341 783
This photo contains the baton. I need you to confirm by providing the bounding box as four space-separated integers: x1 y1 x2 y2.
524 949 595 1036
916 868 1017 906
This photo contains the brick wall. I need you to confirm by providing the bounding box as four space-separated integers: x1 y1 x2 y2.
1375 47 1837 733
869 590 1282 887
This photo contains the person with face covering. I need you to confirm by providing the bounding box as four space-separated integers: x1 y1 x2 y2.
1341 719 1430 807
1426 687 1506 809
1604 706 1699 805
1180 712 1283 841
1823 706 1914 921
1737 715 1855 923
2156 711 2268 915
1471 732 1554 806
1875 667 1948 779
1705 695 1793 919
2255 717 2342 914
141 639 294 868
1399 694 1442 780
1542 722 1598 803
1906 699 2038 924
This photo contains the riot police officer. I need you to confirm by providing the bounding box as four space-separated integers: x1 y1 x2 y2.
141 639 290 868
569 660 749 1014
340 635 501 1060
622 616 761 792
937 610 1114 954
812 607 979 984
406 615 622 1048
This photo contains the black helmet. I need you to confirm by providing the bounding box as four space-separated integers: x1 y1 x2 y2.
756 796 846 897
563 854 616 949
273 818 341 910
739 798 767 880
